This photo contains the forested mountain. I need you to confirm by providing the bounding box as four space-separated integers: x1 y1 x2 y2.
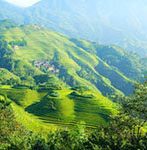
0 0 147 56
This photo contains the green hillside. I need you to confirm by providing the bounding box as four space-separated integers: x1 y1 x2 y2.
0 22 144 96
0 85 117 132
0 22 146 131
0 68 20 85
0 1 147 149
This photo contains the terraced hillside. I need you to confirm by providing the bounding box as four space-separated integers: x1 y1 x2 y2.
0 22 145 96
0 86 117 132
0 22 146 130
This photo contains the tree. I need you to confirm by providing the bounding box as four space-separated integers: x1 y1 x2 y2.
122 82 147 121
86 81 147 150
0 95 32 150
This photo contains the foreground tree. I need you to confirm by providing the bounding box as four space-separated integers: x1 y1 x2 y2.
122 82 147 121
0 94 33 150
86 82 147 150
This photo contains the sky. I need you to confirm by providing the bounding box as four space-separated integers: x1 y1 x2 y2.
6 0 40 7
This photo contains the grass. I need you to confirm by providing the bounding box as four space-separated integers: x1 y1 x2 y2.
0 68 20 83
0 86 118 134
0 88 47 108
70 91 117 126
1 25 136 95
11 103 58 134
0 24 140 134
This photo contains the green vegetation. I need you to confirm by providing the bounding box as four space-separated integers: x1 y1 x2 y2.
0 68 20 85
0 21 145 124
0 86 117 128
0 21 147 149
0 22 145 96
0 82 146 150
0 0 147 148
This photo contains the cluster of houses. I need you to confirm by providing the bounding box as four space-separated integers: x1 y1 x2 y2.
13 45 19 51
34 60 59 74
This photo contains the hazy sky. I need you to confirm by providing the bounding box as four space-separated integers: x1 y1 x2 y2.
6 0 40 7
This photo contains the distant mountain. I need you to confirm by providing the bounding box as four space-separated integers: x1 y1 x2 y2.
27 0 147 39
0 0 24 23
0 0 147 56
26 0 147 56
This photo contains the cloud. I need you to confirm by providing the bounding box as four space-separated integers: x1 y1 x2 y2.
6 0 40 7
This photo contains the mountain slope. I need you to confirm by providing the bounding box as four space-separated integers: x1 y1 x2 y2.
0 22 146 128
0 85 117 129
0 23 144 96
